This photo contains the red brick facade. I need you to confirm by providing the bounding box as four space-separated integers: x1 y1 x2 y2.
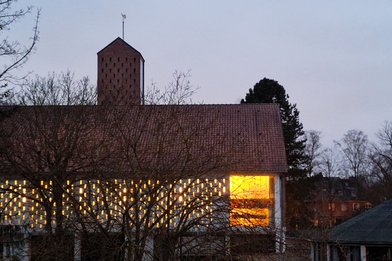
97 38 144 105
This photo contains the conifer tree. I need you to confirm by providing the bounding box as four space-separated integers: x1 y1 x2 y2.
241 78 308 177
241 78 312 230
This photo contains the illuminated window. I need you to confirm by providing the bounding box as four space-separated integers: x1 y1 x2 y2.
230 175 273 227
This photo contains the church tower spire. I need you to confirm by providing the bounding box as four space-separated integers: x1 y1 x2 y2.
97 38 144 105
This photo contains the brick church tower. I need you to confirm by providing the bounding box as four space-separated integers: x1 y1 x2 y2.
97 38 145 105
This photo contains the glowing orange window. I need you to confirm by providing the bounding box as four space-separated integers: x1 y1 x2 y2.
230 175 273 227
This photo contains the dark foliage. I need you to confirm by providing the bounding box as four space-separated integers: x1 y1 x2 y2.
241 78 314 230
241 78 307 174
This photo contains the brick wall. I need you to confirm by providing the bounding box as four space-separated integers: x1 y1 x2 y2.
97 38 143 105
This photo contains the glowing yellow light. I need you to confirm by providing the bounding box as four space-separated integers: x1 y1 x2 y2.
230 175 270 200
230 175 271 227
230 208 269 227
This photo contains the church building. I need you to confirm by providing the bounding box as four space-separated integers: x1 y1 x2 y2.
0 38 287 261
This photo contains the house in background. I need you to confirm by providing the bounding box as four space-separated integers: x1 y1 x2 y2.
311 199 392 261
308 176 372 228
0 38 288 260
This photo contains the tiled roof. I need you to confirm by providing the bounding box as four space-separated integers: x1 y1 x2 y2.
128 104 288 174
0 104 287 177
97 37 144 61
313 177 358 201
330 199 392 245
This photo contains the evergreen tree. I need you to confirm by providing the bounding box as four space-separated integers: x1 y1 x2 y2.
241 78 308 177
241 78 313 230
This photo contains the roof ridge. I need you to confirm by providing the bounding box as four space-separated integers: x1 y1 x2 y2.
97 37 144 61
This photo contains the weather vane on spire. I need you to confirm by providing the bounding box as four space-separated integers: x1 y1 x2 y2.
121 13 126 40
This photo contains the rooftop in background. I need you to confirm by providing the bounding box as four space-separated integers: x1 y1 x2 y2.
314 176 359 201
330 199 392 245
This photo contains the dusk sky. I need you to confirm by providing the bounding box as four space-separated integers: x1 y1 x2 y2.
11 0 392 146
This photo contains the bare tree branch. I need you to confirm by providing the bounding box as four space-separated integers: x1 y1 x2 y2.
0 0 40 103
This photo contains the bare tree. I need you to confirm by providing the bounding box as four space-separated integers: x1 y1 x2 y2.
335 130 370 179
2 110 109 255
0 0 40 103
0 71 285 261
0 73 103 260
145 70 197 105
15 71 96 105
368 121 392 202
319 147 341 179
304 130 323 176
316 148 343 227
70 102 270 261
